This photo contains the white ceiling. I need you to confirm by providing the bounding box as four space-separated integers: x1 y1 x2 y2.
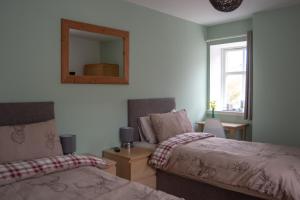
125 0 300 25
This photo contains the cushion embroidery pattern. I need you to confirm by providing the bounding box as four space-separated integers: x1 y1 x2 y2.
45 129 57 150
10 125 26 144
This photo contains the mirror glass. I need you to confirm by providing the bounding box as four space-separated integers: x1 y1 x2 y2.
69 29 124 77
61 19 129 84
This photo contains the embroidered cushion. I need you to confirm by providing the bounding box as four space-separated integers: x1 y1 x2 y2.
150 109 193 142
0 119 63 163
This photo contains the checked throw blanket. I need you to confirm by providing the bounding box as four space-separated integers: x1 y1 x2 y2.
0 154 107 186
149 132 214 169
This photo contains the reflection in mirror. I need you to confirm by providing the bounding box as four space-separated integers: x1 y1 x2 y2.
61 19 129 84
69 29 123 77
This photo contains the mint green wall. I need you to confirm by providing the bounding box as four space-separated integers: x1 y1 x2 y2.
206 6 300 147
0 0 207 154
100 39 124 77
206 19 252 40
205 19 252 140
252 6 300 147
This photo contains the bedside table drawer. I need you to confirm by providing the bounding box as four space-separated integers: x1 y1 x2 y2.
102 153 131 179
136 175 156 189
102 165 116 176
102 147 156 188
130 158 155 180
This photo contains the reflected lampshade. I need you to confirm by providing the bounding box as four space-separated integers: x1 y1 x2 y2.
60 134 76 155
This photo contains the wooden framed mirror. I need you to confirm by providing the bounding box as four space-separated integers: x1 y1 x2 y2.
61 19 129 84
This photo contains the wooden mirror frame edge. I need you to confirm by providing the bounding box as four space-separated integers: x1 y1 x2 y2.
61 18 129 84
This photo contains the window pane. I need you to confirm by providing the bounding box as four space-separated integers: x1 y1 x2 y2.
209 41 247 112
225 74 245 111
225 49 245 72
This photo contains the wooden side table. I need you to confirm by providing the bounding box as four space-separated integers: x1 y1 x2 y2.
102 158 117 176
102 147 156 188
196 121 248 140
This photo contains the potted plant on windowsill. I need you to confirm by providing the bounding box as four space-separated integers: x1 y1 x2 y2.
209 101 217 118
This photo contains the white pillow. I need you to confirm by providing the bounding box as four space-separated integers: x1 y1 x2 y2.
137 116 158 144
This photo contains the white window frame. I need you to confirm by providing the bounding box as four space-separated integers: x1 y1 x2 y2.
220 46 247 112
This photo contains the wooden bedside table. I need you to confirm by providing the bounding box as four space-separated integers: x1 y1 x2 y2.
102 147 156 188
196 121 249 140
102 158 117 176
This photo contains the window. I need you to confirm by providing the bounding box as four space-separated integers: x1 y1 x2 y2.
209 41 247 113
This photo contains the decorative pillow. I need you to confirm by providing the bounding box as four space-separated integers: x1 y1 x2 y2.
0 119 63 163
150 109 193 142
138 116 158 144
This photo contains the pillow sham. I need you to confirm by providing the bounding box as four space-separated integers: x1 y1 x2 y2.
150 109 193 142
0 119 63 163
137 116 158 144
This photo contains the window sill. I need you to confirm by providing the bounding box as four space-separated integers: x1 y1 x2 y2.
207 110 244 116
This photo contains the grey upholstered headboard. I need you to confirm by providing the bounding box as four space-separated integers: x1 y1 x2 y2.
128 98 176 141
0 102 55 126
